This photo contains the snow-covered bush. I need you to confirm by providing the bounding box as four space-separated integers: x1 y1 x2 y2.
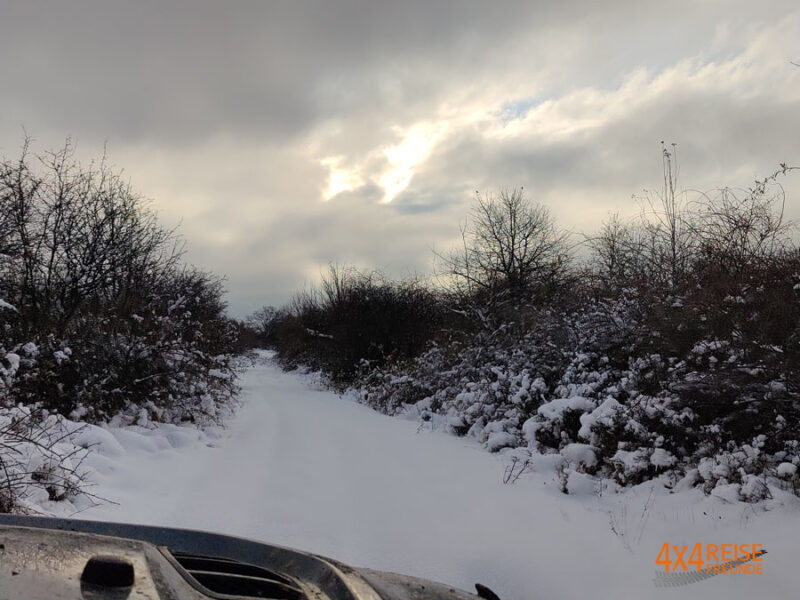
354 271 800 500
1 274 239 426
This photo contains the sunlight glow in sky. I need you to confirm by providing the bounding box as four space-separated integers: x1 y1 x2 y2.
379 122 447 203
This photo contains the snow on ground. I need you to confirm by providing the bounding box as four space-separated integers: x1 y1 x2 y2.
58 353 799 599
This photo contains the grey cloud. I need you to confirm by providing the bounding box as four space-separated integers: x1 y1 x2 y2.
2 0 763 147
0 1 549 146
329 183 384 205
389 187 466 216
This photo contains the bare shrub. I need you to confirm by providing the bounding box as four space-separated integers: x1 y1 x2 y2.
0 406 102 513
273 265 448 383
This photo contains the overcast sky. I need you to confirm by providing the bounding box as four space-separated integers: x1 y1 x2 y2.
1 1 799 316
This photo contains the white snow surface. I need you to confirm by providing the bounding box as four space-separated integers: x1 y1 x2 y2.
60 353 799 600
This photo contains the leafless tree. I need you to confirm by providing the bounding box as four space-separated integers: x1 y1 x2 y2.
437 188 570 304
0 138 183 335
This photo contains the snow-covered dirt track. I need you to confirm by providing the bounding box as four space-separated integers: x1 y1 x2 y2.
78 356 799 600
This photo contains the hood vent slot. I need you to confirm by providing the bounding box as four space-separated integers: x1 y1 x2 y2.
168 551 305 600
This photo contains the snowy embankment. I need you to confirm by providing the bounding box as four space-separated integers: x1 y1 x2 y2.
33 353 800 599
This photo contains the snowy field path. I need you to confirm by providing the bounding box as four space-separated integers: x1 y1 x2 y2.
80 357 799 600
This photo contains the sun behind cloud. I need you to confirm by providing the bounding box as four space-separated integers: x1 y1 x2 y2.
318 121 448 203
379 121 448 203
